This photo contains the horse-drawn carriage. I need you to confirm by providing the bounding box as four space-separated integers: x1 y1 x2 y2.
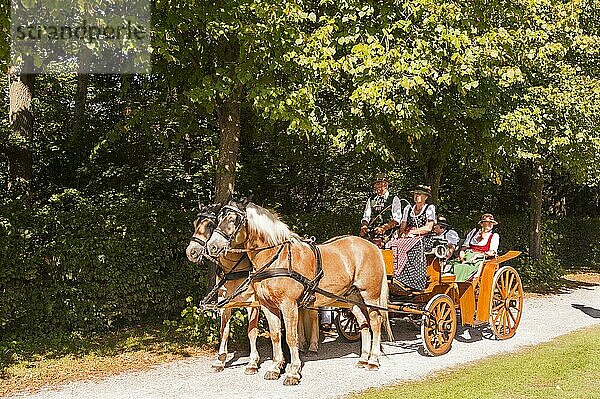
186 198 524 384
334 248 523 356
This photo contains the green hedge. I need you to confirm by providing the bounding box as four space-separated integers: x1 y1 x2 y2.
2 189 598 339
0 189 204 337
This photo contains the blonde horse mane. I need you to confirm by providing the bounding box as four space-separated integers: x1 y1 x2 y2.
246 203 299 245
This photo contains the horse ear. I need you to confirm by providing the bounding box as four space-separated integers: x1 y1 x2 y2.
198 202 205 212
211 203 222 213
241 196 252 208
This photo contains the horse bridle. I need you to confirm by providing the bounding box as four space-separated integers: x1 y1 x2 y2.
190 210 220 263
211 204 248 251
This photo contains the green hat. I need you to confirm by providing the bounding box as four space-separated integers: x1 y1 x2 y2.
373 173 388 183
411 184 431 196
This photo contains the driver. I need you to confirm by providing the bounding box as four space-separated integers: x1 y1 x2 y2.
359 173 402 248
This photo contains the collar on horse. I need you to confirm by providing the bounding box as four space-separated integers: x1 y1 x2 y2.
215 238 324 309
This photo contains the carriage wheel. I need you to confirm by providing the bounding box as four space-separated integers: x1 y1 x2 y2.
490 266 523 340
335 308 361 342
421 294 457 356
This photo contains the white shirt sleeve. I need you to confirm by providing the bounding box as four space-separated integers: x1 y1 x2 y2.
391 196 402 223
426 204 436 221
401 205 411 222
464 228 476 247
489 233 500 254
361 199 371 223
446 230 460 246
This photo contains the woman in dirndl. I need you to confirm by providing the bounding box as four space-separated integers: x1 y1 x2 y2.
387 184 436 291
449 213 500 282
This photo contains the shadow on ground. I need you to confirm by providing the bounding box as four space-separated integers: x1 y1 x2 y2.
572 304 600 318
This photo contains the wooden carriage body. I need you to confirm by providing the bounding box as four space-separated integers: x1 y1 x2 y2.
336 248 524 356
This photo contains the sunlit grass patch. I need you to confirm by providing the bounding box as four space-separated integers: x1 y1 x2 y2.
351 325 600 399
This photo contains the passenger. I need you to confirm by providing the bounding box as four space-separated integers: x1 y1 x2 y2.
448 213 500 282
387 184 436 291
431 215 460 260
359 172 402 248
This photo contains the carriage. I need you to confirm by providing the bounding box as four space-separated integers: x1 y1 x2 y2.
333 247 523 356
188 199 524 384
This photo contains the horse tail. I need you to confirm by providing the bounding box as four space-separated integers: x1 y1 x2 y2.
379 256 394 342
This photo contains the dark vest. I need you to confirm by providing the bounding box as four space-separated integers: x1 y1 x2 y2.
370 193 394 226
407 204 431 229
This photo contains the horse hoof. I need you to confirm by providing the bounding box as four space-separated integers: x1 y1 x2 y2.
304 350 318 358
245 366 259 375
283 375 300 386
366 362 379 371
355 360 368 368
211 364 225 372
264 370 280 380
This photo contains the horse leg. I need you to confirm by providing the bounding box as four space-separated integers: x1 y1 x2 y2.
281 302 302 386
350 304 371 368
297 309 307 353
307 309 319 354
366 307 383 370
212 308 232 372
261 305 285 380
245 306 260 375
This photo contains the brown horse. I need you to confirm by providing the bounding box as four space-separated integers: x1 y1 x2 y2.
185 205 319 373
206 199 391 385
186 204 260 374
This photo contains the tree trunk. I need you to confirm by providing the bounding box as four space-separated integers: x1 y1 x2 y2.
529 160 544 261
423 158 444 206
214 98 241 204
69 73 89 159
6 68 35 200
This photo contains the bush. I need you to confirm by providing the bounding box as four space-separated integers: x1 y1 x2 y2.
0 190 204 338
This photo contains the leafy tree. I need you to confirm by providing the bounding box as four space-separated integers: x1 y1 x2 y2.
490 0 600 260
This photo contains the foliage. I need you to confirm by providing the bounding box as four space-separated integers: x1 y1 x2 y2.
172 298 221 345
1 0 600 344
0 190 205 337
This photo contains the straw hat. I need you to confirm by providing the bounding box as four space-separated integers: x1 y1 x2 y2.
435 215 449 228
478 213 498 225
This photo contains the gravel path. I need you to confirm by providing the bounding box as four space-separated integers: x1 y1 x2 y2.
10 285 600 399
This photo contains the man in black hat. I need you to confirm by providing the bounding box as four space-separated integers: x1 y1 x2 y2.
359 173 402 248
432 215 460 260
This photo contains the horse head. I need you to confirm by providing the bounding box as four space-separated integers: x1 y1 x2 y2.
206 197 251 257
186 203 222 263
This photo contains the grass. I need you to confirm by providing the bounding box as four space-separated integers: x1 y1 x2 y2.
351 324 600 399
0 325 214 397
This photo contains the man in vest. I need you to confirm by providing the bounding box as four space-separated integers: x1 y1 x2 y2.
359 173 402 248
431 215 460 260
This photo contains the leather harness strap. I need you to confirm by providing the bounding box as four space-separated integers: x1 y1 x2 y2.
249 240 324 308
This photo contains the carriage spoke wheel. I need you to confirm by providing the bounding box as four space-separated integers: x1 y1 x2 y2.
421 294 457 356
490 266 523 340
335 308 362 342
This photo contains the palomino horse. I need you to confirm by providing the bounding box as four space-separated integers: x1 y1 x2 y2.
186 204 260 374
185 205 319 373
206 199 391 385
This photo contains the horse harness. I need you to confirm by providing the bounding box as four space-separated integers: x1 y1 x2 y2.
191 208 254 308
211 205 391 313
215 238 325 309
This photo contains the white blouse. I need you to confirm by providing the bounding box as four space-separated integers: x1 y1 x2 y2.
401 204 436 224
463 228 500 254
